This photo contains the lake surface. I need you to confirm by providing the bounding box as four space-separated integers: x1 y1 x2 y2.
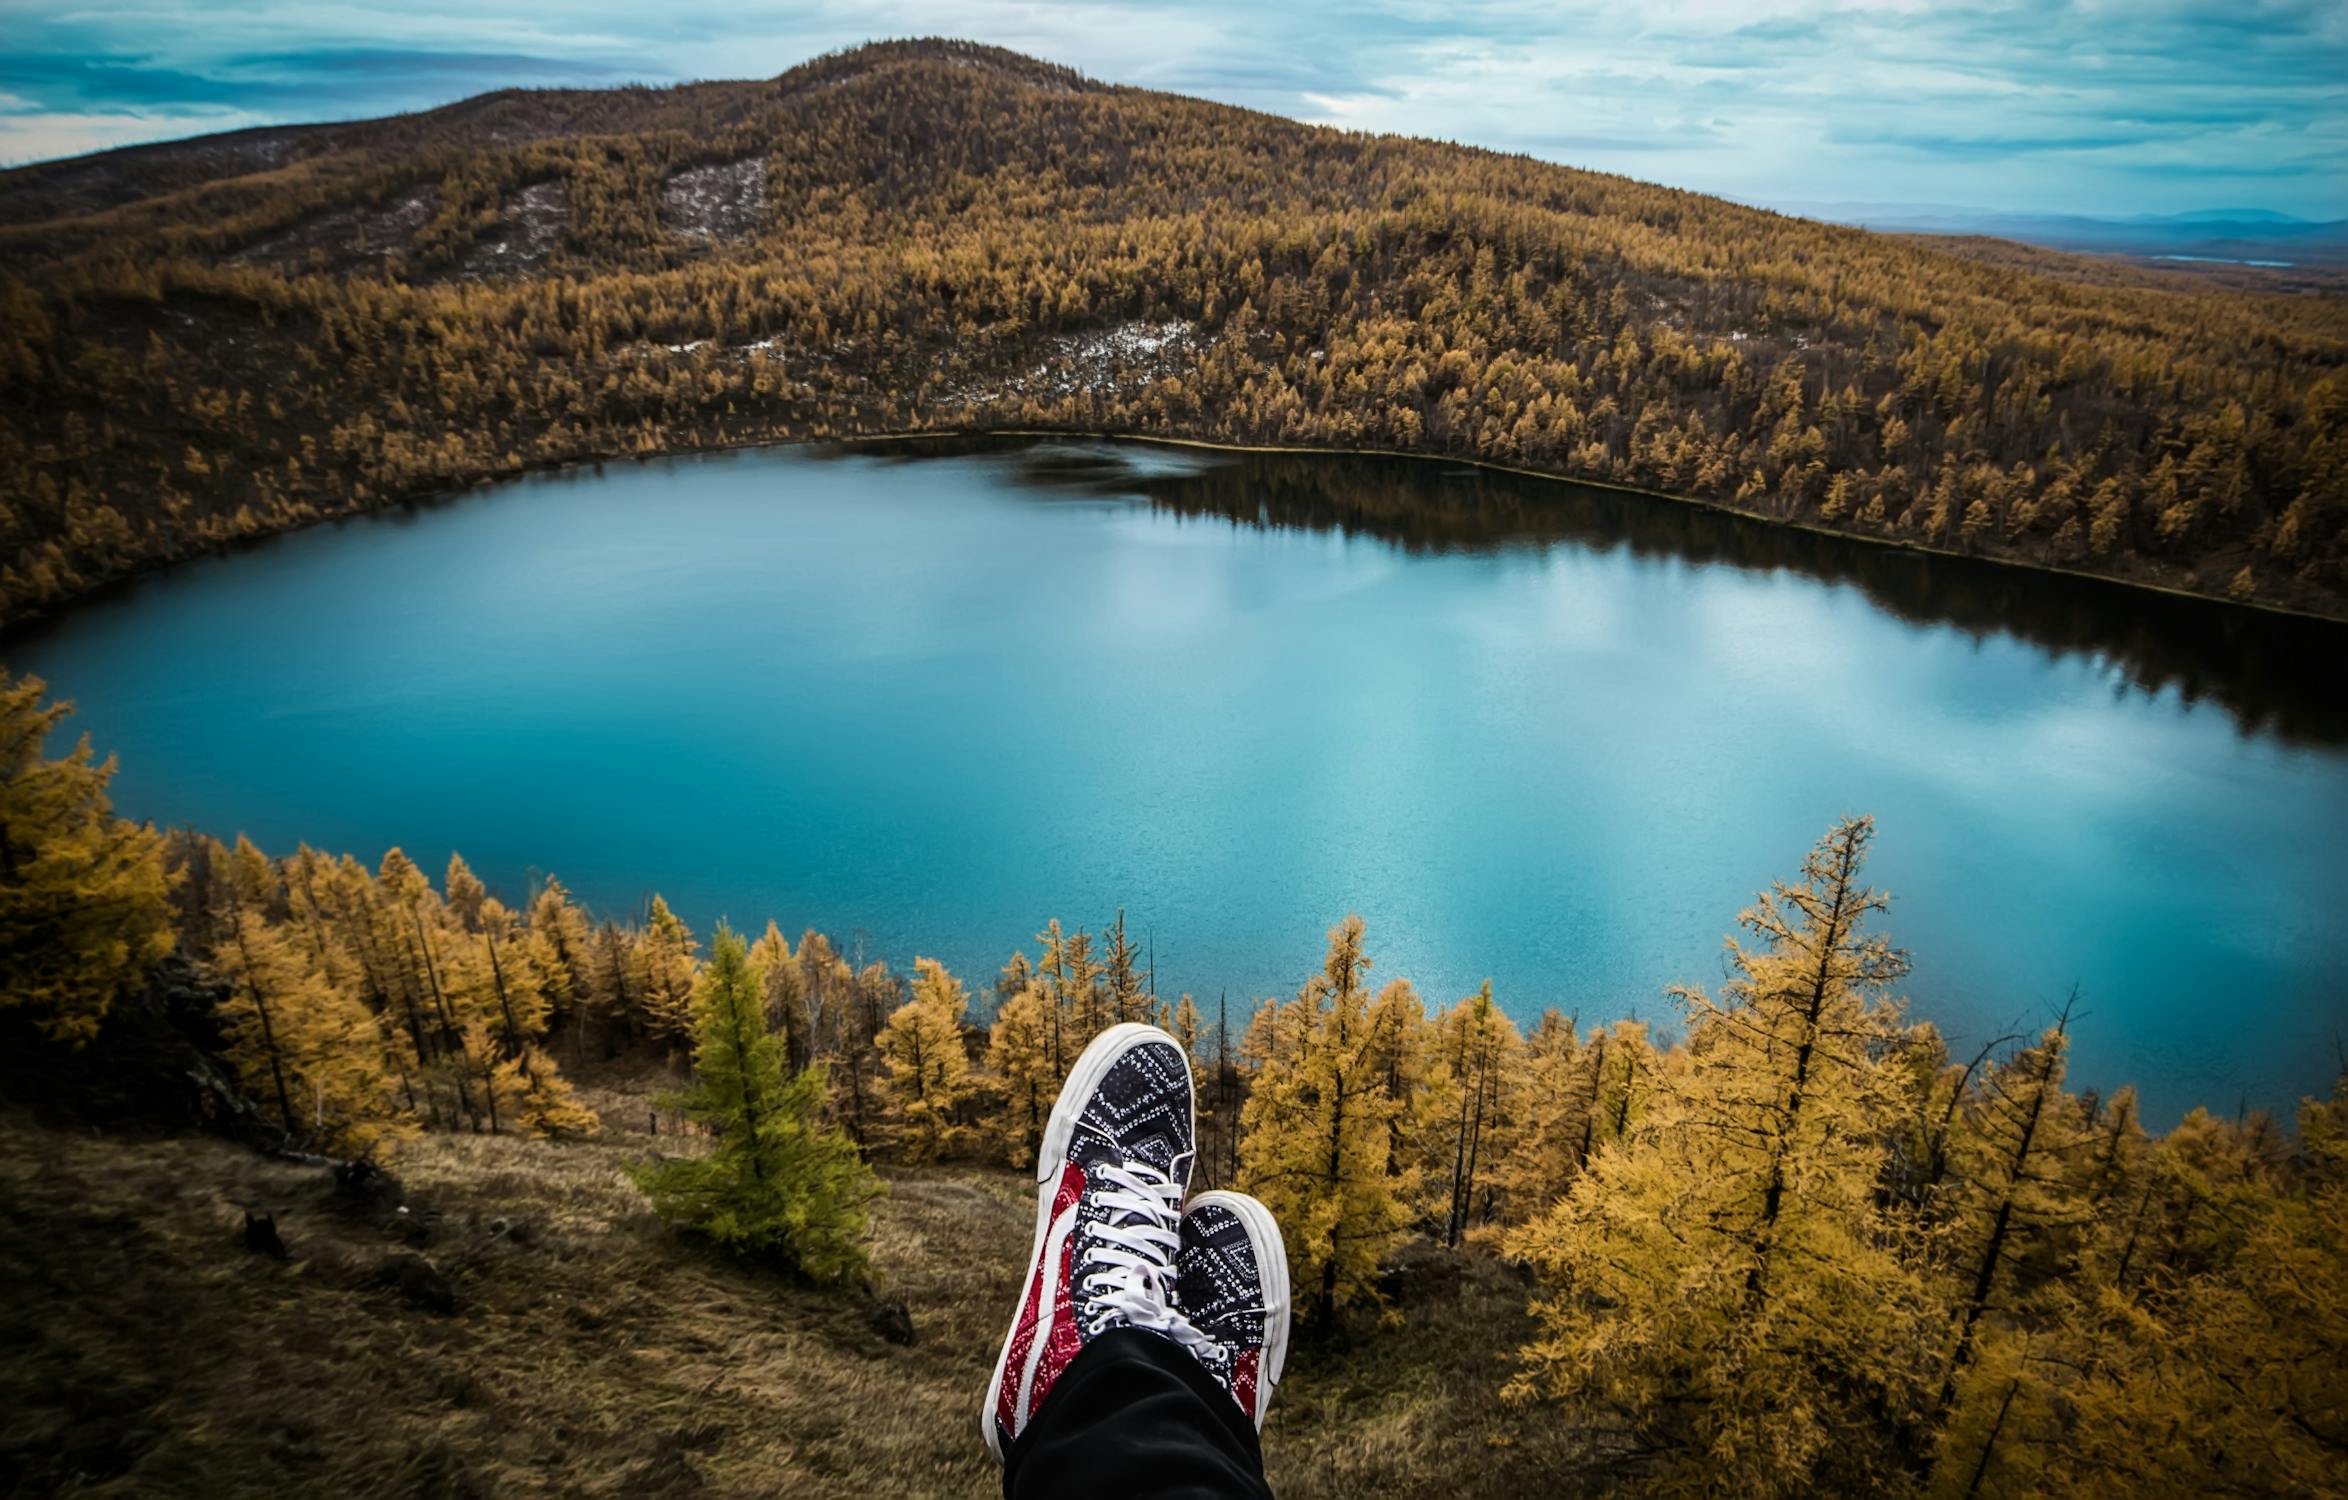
12 438 2347 1123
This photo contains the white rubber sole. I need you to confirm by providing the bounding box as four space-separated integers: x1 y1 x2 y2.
979 1022 1191 1463
1185 1188 1291 1421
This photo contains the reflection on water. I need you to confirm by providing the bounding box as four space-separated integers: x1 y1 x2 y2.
13 433 2343 1125
846 436 2348 748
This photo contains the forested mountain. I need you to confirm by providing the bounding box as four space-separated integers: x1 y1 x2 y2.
1 38 2343 625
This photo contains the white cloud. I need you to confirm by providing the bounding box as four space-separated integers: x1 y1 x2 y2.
0 108 279 165
2 0 2340 215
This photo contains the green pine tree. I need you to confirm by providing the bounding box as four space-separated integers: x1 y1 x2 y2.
630 924 878 1280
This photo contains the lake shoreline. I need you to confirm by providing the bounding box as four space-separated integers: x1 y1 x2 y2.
17 437 2344 1126
880 427 2348 627
7 419 2346 648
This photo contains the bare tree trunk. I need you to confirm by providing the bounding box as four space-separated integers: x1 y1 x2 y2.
231 905 298 1134
1963 1379 2022 1497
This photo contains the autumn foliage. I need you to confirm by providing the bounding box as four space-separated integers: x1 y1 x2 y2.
2 662 2340 1492
2 40 2343 634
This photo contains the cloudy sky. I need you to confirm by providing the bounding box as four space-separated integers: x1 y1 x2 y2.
3 0 2342 219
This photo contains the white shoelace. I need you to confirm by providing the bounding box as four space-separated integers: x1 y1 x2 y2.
1077 1157 1222 1358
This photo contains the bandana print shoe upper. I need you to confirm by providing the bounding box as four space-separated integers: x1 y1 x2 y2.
1174 1190 1291 1429
982 1022 1212 1461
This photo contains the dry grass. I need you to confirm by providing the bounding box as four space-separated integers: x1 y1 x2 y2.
0 1106 1599 1497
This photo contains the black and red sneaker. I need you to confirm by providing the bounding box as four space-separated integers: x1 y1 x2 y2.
982 1022 1210 1461
1174 1190 1291 1430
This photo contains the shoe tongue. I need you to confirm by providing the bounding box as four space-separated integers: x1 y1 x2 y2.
1076 1126 1190 1182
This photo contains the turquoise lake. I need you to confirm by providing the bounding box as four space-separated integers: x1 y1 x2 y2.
10 438 2346 1123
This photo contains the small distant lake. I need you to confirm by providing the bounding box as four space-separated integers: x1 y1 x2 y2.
11 438 2346 1123
2150 254 2296 268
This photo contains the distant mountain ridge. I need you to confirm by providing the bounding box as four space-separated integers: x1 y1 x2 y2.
1784 202 2348 265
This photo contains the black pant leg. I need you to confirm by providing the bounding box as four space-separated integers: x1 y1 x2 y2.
1004 1326 1273 1500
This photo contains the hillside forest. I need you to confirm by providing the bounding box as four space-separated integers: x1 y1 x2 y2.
4 666 2340 1497
2 40 2345 629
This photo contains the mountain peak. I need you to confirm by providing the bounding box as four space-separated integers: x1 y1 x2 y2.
774 38 1098 96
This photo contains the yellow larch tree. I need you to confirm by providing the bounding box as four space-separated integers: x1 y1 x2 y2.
1363 974 1439 1180
875 956 974 1162
1168 990 1208 1124
0 672 172 1044
376 846 484 1130
795 928 852 1060
208 836 413 1154
1925 1007 2090 1451
747 921 811 1071
321 850 436 1105
2026 1076 2348 1496
1103 909 1154 1026
1433 980 1519 1244
831 959 901 1151
1484 1008 1583 1227
636 894 698 1051
1063 924 1106 1055
995 949 1033 1015
473 895 597 1139
1587 1014 1659 1151
1238 914 1416 1324
985 985 1056 1167
1507 816 1939 1496
1031 919 1077 1076
434 896 520 1136
442 851 488 931
1166 990 1228 1183
523 877 598 1058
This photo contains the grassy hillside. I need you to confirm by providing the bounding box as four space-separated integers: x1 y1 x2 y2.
0 1086 1579 1499
1 38 2343 627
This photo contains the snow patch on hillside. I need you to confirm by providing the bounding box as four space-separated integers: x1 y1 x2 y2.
621 333 792 365
942 320 1209 407
662 158 768 241
451 181 568 278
